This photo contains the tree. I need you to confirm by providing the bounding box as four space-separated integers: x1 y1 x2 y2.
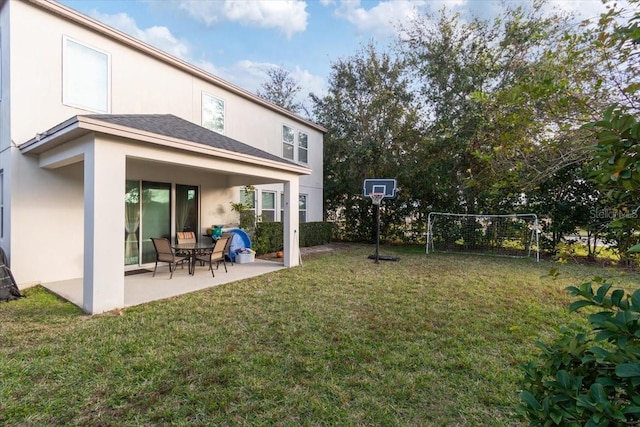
312 42 422 241
590 0 640 115
256 66 303 114
527 165 603 255
310 0 637 247
400 1 612 213
586 0 640 263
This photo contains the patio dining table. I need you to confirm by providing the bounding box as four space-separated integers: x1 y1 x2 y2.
172 242 214 275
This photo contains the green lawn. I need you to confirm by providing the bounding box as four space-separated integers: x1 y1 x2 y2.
1 244 639 426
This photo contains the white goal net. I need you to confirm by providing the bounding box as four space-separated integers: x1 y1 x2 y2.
426 212 539 261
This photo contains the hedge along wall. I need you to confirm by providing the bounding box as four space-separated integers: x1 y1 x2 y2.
253 222 334 255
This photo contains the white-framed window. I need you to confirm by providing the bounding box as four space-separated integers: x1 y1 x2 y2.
282 125 295 160
299 194 307 223
298 132 308 163
280 192 284 222
202 92 225 134
279 192 307 223
282 125 309 164
240 188 256 215
63 36 110 113
261 191 276 222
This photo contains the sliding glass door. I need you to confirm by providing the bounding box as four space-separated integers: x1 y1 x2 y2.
176 184 198 233
140 181 171 264
125 181 199 266
125 181 140 266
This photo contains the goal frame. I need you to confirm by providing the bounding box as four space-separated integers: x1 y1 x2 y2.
425 212 539 262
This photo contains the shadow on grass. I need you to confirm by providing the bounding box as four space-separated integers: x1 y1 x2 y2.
0 285 84 321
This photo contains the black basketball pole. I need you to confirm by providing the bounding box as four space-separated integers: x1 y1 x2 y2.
375 203 380 263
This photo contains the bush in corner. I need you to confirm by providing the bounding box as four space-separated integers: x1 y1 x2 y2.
253 222 333 255
518 277 640 425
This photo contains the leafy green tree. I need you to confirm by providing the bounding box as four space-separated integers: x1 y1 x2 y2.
586 1 640 263
527 165 602 255
401 1 611 213
588 106 640 263
590 0 640 114
312 0 637 245
312 43 422 241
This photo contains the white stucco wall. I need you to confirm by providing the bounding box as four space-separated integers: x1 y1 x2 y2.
1 1 324 288
8 1 324 167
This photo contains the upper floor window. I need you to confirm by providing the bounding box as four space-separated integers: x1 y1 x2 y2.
282 125 295 160
282 125 308 164
63 36 110 113
298 132 308 163
202 92 225 134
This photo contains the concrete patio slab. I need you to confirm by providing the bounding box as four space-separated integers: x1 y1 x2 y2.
43 258 285 312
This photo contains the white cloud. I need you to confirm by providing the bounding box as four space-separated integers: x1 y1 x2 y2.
178 0 308 39
333 0 426 36
84 9 321 111
549 0 614 20
292 66 326 99
331 0 619 34
88 10 191 59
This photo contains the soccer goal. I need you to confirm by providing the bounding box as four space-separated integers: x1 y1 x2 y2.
426 212 539 261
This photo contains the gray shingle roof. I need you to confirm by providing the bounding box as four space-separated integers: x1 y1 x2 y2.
85 114 298 167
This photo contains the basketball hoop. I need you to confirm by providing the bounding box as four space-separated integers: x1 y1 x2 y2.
369 192 384 206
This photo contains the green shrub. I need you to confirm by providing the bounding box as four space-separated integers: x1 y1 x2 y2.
300 222 333 247
253 222 283 255
518 277 640 426
253 222 333 255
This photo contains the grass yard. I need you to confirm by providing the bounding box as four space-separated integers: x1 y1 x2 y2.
1 243 639 426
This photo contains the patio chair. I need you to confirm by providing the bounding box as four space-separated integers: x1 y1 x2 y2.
221 232 235 266
176 231 196 244
195 236 229 277
151 237 187 279
177 230 208 263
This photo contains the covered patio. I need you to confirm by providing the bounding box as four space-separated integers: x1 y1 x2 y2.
44 258 286 310
20 114 311 314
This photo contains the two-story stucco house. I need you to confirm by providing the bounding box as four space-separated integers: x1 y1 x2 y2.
0 0 325 313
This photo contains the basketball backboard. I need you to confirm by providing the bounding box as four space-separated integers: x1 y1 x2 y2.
363 178 397 199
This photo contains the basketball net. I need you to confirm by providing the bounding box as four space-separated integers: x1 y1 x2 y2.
369 193 384 206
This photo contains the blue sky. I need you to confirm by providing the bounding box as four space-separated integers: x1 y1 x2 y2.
59 0 616 108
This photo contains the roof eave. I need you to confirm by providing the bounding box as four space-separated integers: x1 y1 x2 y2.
19 116 312 176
